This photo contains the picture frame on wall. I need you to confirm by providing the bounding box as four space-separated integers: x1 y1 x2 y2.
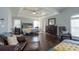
48 18 56 25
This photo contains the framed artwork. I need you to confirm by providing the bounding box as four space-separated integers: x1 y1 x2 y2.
48 18 56 25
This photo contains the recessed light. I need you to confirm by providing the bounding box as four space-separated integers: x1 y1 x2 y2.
32 12 36 15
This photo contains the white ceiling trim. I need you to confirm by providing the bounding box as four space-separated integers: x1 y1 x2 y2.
10 7 66 19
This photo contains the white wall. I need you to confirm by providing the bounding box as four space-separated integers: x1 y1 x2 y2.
12 17 41 29
0 7 12 34
38 17 45 32
12 18 43 32
8 8 12 32
55 7 79 32
12 7 79 33
21 18 34 23
12 17 35 23
43 7 79 33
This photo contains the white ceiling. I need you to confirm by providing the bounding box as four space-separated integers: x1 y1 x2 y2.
10 7 66 19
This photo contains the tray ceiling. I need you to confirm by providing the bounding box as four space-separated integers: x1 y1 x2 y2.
10 7 66 19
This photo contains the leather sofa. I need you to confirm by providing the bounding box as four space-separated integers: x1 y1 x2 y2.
0 35 27 51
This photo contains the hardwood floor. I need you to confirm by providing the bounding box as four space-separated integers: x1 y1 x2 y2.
23 32 60 51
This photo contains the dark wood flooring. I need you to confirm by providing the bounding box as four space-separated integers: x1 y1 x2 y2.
23 32 60 51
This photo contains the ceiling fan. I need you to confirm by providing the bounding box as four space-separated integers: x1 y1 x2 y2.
23 8 40 15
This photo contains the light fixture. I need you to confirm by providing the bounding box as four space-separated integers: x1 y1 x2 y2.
32 11 36 15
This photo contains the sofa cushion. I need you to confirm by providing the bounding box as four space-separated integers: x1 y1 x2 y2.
7 35 18 45
0 41 4 46
17 36 26 43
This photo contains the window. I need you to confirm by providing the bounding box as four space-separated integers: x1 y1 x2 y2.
71 16 79 37
33 21 39 28
14 19 21 28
